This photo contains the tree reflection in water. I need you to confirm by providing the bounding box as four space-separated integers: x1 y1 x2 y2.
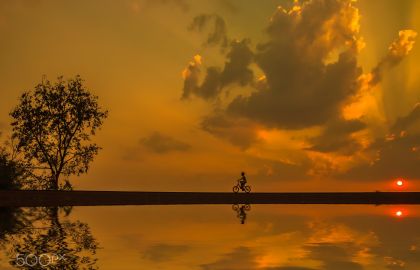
0 207 98 269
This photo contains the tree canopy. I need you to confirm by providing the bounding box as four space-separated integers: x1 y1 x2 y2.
10 76 108 190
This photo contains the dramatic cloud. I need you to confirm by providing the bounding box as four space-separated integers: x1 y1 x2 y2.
142 244 189 262
371 30 418 86
306 118 366 155
197 66 221 100
221 39 254 88
189 14 228 48
228 0 364 129
140 132 191 154
181 0 418 180
201 112 261 149
182 55 202 99
340 103 420 180
182 39 254 100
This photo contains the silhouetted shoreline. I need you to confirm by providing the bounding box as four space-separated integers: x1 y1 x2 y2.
1 190 420 206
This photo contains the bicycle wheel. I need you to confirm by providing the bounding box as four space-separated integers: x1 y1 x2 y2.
233 186 239 193
244 186 251 193
232 204 239 211
244 204 251 211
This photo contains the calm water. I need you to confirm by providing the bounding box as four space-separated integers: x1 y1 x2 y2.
1 205 419 269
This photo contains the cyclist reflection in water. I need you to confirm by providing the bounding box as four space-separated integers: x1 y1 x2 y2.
238 206 247 224
232 204 251 224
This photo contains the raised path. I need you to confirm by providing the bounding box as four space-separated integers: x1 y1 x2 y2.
1 190 420 207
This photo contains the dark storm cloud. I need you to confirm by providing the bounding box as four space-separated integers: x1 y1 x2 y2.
340 104 420 180
182 0 368 151
198 66 222 99
306 118 366 155
182 39 254 100
140 132 191 154
227 0 364 129
183 0 417 127
142 244 190 262
228 50 361 129
201 111 260 150
182 0 417 178
221 39 254 87
189 14 229 48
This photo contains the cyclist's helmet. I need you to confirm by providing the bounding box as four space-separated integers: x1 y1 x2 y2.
241 172 245 176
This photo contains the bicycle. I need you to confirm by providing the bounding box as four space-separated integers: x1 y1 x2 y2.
232 181 251 193
232 204 251 224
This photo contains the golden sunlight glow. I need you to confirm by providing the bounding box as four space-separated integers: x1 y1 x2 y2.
389 30 418 57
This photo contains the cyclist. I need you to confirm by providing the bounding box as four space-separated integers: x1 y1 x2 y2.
238 172 247 190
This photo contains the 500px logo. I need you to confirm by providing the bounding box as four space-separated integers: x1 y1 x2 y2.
15 253 66 267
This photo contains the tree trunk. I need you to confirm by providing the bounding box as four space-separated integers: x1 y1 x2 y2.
50 174 59 190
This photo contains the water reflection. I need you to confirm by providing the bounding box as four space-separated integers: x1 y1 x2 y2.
0 208 28 240
0 205 419 269
0 207 98 269
232 204 251 224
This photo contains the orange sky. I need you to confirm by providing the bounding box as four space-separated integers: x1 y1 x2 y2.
1 0 420 191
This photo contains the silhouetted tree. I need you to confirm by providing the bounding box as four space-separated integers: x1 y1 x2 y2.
0 146 22 190
10 76 108 190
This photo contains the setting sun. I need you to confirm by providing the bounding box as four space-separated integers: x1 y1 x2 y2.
397 180 404 186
